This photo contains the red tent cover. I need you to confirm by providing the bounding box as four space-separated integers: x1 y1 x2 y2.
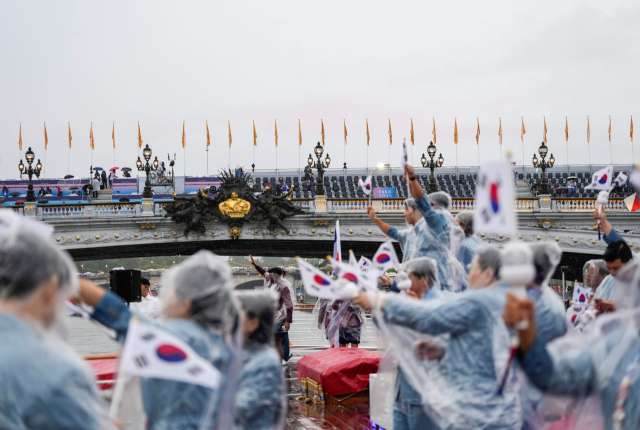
297 348 380 395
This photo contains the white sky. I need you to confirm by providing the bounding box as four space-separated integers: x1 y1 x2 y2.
1 0 639 180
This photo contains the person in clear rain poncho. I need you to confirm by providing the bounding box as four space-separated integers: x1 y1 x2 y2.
367 164 467 293
454 211 479 274
353 245 523 429
234 290 286 430
570 260 609 330
77 250 241 430
505 259 640 430
316 295 365 348
0 212 115 430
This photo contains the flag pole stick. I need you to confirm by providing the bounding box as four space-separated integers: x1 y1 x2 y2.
206 147 209 176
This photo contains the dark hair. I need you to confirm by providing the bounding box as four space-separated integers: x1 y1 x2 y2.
238 291 275 345
267 267 285 276
603 241 633 264
140 277 150 287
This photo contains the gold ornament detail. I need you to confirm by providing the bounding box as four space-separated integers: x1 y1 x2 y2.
229 226 243 240
134 233 139 238
313 220 329 226
349 229 353 234
311 229 316 234
480 233 485 238
153 232 158 237
56 237 61 242
330 229 335 234
536 235 541 240
115 234 120 239
76 236 80 241
292 229 297 233
219 192 251 218
555 237 559 241
518 235 523 239
139 223 156 229
172 232 177 236
573 238 578 243
499 234 504 239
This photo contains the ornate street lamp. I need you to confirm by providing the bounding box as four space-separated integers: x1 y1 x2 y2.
532 141 554 195
136 144 158 199
309 142 331 195
420 142 443 193
18 147 42 202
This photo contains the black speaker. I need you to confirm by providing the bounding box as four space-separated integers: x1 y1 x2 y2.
109 270 142 303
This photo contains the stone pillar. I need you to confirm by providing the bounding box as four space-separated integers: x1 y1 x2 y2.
314 195 327 213
24 203 37 217
538 194 552 212
140 198 155 217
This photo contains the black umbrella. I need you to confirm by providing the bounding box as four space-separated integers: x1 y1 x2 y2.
64 174 74 179
69 186 80 190
121 167 132 172
10 192 20 197
38 200 49 204
119 197 130 202
82 184 93 193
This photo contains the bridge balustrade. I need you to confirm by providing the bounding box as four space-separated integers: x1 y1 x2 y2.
555 198 626 212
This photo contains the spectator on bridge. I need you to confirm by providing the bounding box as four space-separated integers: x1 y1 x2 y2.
108 170 117 188
0 212 111 429
37 187 46 197
129 277 161 319
568 178 577 197
454 211 478 273
56 186 63 197
281 181 288 194
249 255 294 364
1 186 8 197
45 186 52 195
234 290 285 430
76 251 242 429
101 170 108 190
157 162 164 181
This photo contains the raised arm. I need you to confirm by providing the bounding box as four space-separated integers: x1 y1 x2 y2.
593 207 624 244
249 254 266 275
78 278 132 342
367 206 391 234
404 165 424 200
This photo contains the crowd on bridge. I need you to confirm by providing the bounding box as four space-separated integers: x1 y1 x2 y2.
1 163 640 430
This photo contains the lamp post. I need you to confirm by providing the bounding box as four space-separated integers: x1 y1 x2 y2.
18 147 42 202
420 141 443 194
308 142 331 195
532 141 555 195
136 144 157 199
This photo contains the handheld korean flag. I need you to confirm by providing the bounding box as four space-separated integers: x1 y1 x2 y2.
611 171 628 189
333 220 341 262
358 256 373 272
348 250 358 266
297 258 341 299
401 138 409 171
117 319 222 390
585 165 614 190
572 284 592 306
624 193 640 212
358 175 373 195
330 258 379 294
474 161 517 235
372 241 401 273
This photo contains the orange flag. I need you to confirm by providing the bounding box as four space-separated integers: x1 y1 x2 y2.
182 121 186 149
18 123 23 151
44 123 48 150
543 117 548 144
609 116 612 142
410 119 415 145
298 120 302 146
475 118 480 145
228 121 232 148
90 123 94 150
498 118 502 145
275 120 279 147
138 122 143 148
587 117 591 143
68 123 72 148
432 118 437 144
206 121 210 148
521 117 526 142
565 117 569 141
321 120 325 146
253 120 257 147
344 119 348 145
366 119 370 146
388 119 392 145
454 118 458 145
631 116 634 142
112 122 115 149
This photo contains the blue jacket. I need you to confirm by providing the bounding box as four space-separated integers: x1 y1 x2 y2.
519 327 640 430
92 291 234 430
234 343 283 430
0 313 102 430
456 236 479 273
383 284 521 429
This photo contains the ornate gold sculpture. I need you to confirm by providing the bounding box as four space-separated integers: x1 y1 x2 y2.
219 192 251 218
229 226 242 239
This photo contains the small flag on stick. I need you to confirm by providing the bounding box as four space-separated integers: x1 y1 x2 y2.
182 121 186 149
253 121 257 147
432 118 437 144
411 119 415 145
18 123 23 150
112 122 115 149
206 121 210 148
228 121 232 148
609 116 612 142
344 119 348 145
44 123 48 150
69 123 72 149
454 118 458 145
476 118 481 145
321 120 325 146
90 122 94 150
498 118 502 145
587 117 591 143
138 123 143 148
366 119 370 146
275 120 279 147
543 117 548 144
298 120 302 146
565 117 569 141
388 119 392 145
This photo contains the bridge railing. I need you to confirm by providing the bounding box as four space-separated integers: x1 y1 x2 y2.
324 198 540 213
555 198 627 212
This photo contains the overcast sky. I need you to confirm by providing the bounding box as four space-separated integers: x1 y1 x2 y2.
1 0 639 180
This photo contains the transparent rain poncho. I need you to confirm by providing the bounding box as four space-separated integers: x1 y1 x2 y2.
369 248 522 429
388 193 468 293
107 251 242 430
263 270 295 333
523 260 640 430
569 260 609 331
234 290 286 430
0 212 116 430
315 297 366 347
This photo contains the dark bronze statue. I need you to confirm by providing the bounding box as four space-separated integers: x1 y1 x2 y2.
164 169 303 236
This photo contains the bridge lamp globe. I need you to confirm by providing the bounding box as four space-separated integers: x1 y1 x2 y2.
325 153 331 167
35 159 42 174
538 142 548 159
437 153 444 167
153 156 159 169
532 153 538 167
136 156 143 170
549 154 555 167
142 144 152 161
314 142 323 158
18 159 24 173
427 142 436 158
420 153 427 167
25 147 35 165
307 154 314 166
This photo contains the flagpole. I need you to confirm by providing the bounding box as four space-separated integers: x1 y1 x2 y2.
566 117 569 175
587 116 591 175
610 116 613 165
206 147 209 176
